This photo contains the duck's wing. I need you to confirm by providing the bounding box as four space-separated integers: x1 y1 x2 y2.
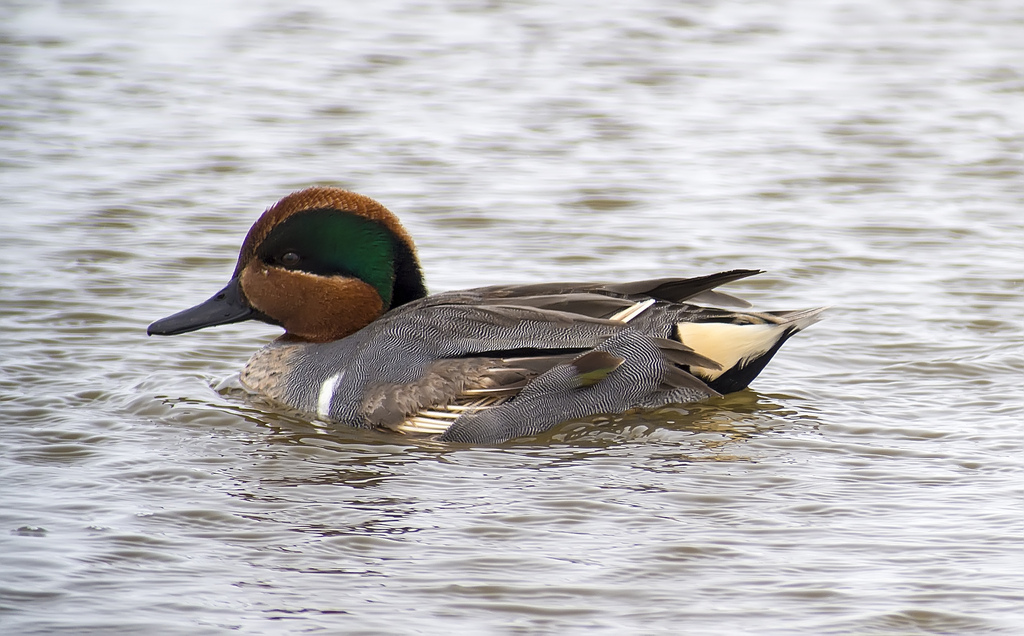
348 300 721 436
476 293 639 319
361 330 720 437
436 330 721 444
468 273 826 397
467 269 761 308
434 269 760 325
601 269 760 306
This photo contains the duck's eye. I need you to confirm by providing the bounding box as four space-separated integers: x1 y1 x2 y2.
279 252 301 268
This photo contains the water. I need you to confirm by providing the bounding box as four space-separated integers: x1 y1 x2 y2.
2 0 1022 633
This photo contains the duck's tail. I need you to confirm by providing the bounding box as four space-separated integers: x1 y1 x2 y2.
674 306 827 394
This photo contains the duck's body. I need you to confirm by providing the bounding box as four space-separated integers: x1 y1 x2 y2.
149 187 824 443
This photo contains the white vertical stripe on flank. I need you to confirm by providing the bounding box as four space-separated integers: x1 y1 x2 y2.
317 371 344 419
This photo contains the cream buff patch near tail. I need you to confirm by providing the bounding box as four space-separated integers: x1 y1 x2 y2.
675 307 827 380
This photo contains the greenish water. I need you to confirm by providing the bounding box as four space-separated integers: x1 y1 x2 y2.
1 1 1022 633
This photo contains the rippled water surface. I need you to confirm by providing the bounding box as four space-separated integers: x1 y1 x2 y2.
2 0 1023 633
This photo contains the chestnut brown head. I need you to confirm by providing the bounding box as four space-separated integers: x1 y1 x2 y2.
148 187 427 343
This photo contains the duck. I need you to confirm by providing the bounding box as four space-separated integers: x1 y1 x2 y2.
148 187 825 443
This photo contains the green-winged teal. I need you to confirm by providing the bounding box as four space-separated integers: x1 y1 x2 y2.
149 187 824 443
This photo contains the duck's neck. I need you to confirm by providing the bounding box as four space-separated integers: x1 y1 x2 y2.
389 237 428 309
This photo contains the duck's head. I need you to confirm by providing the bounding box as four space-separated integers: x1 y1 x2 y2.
148 187 427 343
